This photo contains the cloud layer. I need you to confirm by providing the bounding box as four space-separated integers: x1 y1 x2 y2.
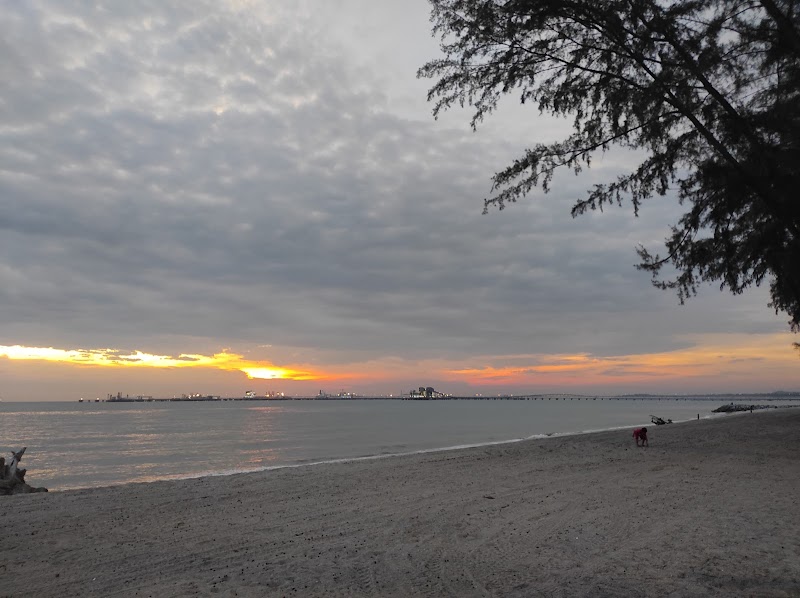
1 0 795 398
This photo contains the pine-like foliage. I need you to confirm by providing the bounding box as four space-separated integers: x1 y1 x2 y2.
419 0 800 332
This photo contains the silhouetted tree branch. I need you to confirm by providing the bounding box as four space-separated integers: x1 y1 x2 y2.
419 0 800 332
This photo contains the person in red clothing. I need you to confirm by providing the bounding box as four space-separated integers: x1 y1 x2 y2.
633 427 648 447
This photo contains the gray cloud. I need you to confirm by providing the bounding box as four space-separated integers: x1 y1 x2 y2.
0 0 788 385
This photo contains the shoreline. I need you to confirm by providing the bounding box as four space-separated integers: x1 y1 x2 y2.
6 409 800 598
43 409 732 493
199 411 732 482
3 408 800 596
12 399 766 493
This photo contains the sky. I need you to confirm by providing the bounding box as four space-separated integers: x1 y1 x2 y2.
2 0 798 401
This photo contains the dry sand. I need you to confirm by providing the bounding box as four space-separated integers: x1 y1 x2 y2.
2 408 799 597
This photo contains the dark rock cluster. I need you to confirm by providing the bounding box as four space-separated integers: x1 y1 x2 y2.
712 403 775 413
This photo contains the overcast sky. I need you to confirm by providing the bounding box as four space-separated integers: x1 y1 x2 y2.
2 0 798 400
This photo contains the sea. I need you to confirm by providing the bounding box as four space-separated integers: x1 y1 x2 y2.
1 397 796 491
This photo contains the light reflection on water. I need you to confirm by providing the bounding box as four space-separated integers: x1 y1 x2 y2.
1 398 796 491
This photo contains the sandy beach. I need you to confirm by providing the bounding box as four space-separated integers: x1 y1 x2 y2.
2 409 799 597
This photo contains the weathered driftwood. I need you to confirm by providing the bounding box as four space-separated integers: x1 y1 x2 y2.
0 447 48 495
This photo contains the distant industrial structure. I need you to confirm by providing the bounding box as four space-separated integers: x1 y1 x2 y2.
409 386 444 399
82 391 800 403
318 390 359 399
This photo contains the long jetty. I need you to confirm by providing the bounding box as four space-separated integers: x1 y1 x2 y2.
99 394 800 403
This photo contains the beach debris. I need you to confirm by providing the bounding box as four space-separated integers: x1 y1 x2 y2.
650 415 672 425
0 447 48 495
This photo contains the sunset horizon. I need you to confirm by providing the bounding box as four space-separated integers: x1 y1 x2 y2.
3 331 799 401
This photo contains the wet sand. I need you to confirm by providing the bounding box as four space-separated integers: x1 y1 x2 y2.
2 408 799 597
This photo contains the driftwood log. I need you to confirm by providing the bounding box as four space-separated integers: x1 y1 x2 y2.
0 447 48 495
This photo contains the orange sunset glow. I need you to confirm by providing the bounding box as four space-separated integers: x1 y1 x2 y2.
0 345 322 381
2 332 799 397
445 333 800 388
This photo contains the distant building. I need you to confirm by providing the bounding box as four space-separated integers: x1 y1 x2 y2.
409 386 442 399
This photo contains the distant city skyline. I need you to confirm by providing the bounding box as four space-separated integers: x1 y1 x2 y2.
2 1 799 401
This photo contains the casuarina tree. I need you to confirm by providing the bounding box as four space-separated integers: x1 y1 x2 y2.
418 0 800 335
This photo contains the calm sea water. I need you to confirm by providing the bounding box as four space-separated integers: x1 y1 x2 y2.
0 398 793 491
